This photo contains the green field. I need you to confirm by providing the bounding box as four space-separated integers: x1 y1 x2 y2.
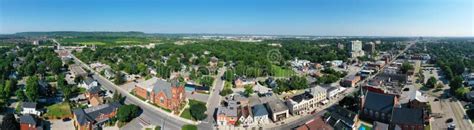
271 65 296 77
181 124 197 130
45 102 72 118
60 36 159 46
77 41 107 45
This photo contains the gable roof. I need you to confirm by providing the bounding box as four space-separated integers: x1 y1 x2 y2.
83 77 96 85
19 114 37 125
73 102 121 126
136 77 177 98
241 106 252 118
252 104 268 117
391 108 424 125
87 86 102 94
22 102 37 109
363 91 395 113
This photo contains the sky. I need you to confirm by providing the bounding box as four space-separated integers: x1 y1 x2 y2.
0 0 473 36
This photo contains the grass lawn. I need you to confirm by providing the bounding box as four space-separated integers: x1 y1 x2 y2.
180 108 194 121
271 65 296 77
45 102 72 119
181 124 197 130
189 99 205 106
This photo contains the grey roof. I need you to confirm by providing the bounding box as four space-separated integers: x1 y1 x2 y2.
84 77 96 85
409 90 427 103
291 92 313 103
217 105 239 117
391 108 424 125
266 99 288 114
22 102 37 109
20 114 37 125
252 104 268 117
73 102 121 126
327 106 357 127
87 86 102 94
364 91 395 113
136 77 178 98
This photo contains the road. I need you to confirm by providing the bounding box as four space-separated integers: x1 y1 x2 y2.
69 52 195 130
198 67 226 130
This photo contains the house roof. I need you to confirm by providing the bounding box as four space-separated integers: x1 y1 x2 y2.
217 105 239 117
73 102 121 126
409 90 427 103
326 106 357 127
391 108 424 125
241 106 252 118
266 99 289 114
305 117 333 130
19 114 37 125
363 91 395 113
252 104 268 117
84 77 96 85
291 92 314 103
22 102 37 109
136 77 178 98
87 86 102 94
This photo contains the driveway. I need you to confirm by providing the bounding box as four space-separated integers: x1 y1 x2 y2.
186 92 209 103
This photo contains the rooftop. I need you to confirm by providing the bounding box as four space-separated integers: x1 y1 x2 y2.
363 91 396 113
391 107 424 125
266 99 289 114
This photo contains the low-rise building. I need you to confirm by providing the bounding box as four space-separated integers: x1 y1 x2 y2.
325 106 359 129
341 75 361 87
234 77 256 88
134 77 186 112
390 107 426 130
286 92 315 115
216 101 241 126
251 104 270 125
104 68 115 79
21 102 41 116
20 114 43 130
266 99 289 122
294 116 333 130
238 105 254 126
407 90 428 109
79 77 99 90
72 102 121 130
326 87 346 100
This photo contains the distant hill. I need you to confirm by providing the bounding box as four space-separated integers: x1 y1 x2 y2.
14 31 146 37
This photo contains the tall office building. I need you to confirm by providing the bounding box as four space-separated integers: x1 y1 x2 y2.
349 40 365 58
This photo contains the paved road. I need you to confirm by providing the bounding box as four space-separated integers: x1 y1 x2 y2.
69 52 195 130
198 67 226 130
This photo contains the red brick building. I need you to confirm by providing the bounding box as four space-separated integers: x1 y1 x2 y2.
20 114 42 130
134 77 185 112
72 102 121 130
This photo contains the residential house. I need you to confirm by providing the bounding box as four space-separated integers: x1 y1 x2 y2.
234 77 256 88
21 102 41 116
216 101 241 126
360 91 398 123
238 105 254 126
20 114 43 130
85 86 103 106
251 104 270 125
390 108 426 130
79 77 99 90
341 75 361 87
134 77 186 112
72 102 121 130
266 99 289 122
104 69 115 79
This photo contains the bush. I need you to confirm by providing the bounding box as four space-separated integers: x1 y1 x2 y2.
117 104 141 122
189 100 207 120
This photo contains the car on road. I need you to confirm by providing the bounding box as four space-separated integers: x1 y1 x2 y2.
446 118 453 123
448 123 456 130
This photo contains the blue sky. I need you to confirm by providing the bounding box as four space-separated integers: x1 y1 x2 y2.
1 0 473 36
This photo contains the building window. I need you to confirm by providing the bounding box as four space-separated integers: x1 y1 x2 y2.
160 97 164 103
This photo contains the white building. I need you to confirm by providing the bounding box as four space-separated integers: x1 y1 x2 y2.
349 40 365 58
239 106 254 126
21 102 41 116
79 77 99 90
325 86 346 100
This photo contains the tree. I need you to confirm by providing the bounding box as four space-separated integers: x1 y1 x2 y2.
0 113 19 130
189 102 207 120
243 85 254 97
455 87 470 99
200 76 214 87
181 124 197 130
426 77 437 88
436 83 444 88
114 70 125 85
25 76 39 102
15 89 26 102
117 104 141 122
401 62 414 74
449 76 463 94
